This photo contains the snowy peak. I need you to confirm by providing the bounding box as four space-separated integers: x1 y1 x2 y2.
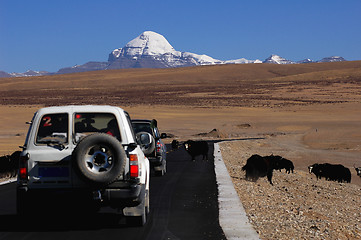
10 70 49 77
124 31 176 56
109 31 178 60
297 59 313 64
225 58 262 64
108 31 221 67
263 55 346 64
263 55 295 64
318 56 346 63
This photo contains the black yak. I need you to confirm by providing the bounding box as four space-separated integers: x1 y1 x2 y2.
242 154 294 185
242 154 276 185
171 140 179 150
308 163 351 183
183 140 209 161
269 155 294 174
0 151 20 178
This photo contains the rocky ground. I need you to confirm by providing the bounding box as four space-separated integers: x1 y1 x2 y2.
219 141 361 240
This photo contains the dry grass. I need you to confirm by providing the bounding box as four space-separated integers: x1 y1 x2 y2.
1 61 361 107
0 61 361 174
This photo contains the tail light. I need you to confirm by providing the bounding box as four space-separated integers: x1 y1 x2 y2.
19 153 29 181
129 154 139 178
156 141 162 154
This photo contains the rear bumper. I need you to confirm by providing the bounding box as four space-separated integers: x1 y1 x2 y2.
17 181 145 208
103 183 143 203
148 156 163 166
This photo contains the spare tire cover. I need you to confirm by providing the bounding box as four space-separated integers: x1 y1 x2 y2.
72 133 126 186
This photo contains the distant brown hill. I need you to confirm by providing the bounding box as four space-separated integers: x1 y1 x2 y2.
0 61 360 107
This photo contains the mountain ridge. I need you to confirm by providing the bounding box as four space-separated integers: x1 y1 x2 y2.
1 31 348 77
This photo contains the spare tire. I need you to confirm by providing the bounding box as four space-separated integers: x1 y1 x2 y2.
136 132 155 156
72 133 126 187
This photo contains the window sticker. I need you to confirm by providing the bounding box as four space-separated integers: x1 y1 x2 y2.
42 116 52 127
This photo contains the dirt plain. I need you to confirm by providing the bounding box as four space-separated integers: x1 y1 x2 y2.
0 61 361 239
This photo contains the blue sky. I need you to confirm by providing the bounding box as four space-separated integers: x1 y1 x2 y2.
1 0 361 73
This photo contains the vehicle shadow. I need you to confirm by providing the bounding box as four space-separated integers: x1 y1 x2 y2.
0 212 128 232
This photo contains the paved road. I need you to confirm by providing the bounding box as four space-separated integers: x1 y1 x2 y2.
0 144 226 240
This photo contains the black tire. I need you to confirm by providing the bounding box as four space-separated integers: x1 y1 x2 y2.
155 160 166 176
145 189 150 215
72 133 126 187
125 187 149 227
126 202 147 227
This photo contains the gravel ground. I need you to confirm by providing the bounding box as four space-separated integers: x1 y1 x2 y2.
219 141 361 240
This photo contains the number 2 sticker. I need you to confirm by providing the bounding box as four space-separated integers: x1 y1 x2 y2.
43 116 52 127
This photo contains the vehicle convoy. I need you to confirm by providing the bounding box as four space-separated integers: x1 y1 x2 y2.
17 105 151 226
132 119 167 176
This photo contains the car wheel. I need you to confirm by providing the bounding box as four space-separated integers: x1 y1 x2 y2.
155 160 166 176
72 133 126 187
145 189 150 215
125 188 148 227
126 205 147 227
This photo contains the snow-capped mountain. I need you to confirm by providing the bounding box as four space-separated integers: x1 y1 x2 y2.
318 56 346 62
0 31 349 77
9 70 49 77
263 55 295 64
264 55 346 64
106 31 223 69
224 58 262 64
111 31 177 58
57 31 224 73
297 59 313 64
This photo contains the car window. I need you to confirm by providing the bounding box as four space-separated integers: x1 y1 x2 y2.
73 113 120 142
124 112 136 139
36 113 69 145
24 113 36 147
132 122 153 136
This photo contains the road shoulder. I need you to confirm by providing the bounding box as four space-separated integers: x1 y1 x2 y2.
0 178 16 186
214 143 259 240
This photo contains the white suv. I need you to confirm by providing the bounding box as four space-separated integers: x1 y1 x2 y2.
17 105 151 226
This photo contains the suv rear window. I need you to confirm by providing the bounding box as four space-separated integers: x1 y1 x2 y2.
36 113 69 145
74 113 120 142
132 122 153 135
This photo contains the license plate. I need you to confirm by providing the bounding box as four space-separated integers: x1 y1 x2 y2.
38 167 69 178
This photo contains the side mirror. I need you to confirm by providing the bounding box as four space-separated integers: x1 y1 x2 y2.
138 132 152 145
136 132 155 155
160 133 167 139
